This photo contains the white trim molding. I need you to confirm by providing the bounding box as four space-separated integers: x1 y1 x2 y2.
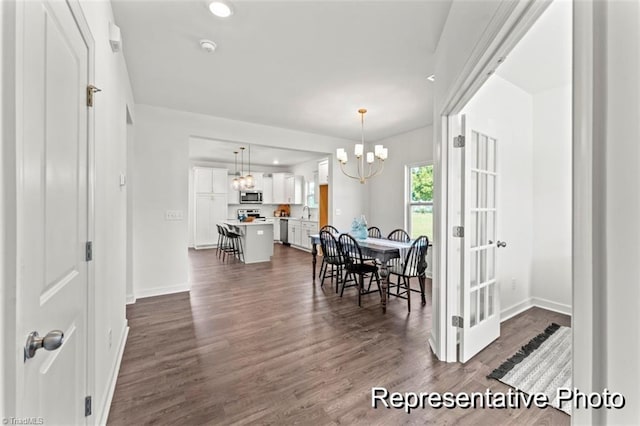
98 324 129 426
500 298 572 323
135 283 190 300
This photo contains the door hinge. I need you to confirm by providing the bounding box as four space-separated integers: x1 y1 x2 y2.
454 135 465 148
85 396 92 417
86 85 101 107
85 241 93 261
452 316 464 328
452 226 464 238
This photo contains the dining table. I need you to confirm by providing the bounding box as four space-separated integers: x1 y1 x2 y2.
309 233 413 313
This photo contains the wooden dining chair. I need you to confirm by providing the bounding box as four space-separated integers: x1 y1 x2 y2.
320 224 339 233
338 233 381 306
319 230 345 292
387 228 411 242
319 225 340 286
387 235 429 312
367 226 382 238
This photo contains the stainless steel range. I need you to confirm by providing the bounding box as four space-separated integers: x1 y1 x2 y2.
237 208 265 221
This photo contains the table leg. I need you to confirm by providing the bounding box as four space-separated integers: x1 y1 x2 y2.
311 241 318 280
379 259 389 313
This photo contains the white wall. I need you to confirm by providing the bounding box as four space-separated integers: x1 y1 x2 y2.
133 104 364 299
0 0 17 417
80 1 135 422
531 84 571 311
366 126 433 236
461 75 534 317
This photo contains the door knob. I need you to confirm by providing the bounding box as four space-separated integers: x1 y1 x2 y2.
24 330 64 361
497 241 507 248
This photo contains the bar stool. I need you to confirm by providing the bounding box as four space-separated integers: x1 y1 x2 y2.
222 225 244 263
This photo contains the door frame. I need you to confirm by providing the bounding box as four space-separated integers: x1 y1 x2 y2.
11 0 96 417
435 3 602 423
433 0 551 363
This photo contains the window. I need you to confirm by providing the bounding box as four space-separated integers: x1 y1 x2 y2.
407 164 433 239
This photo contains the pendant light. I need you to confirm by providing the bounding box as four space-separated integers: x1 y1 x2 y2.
231 151 240 190
245 145 255 189
238 147 246 189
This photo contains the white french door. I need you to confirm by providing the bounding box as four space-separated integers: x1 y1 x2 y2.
460 114 500 362
17 0 91 422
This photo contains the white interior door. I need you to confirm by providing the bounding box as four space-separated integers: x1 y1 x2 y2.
17 0 90 422
460 114 501 362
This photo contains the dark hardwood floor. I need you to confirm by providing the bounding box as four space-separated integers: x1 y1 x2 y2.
108 244 570 425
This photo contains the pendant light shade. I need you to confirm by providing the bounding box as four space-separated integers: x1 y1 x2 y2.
245 145 255 189
231 151 240 190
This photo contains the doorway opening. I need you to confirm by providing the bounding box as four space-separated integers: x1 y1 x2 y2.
444 0 572 367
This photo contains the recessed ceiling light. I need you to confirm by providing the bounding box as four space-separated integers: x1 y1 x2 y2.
209 1 233 18
427 74 436 82
200 39 217 53
273 160 279 165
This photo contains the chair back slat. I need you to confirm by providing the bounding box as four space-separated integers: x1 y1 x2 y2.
387 228 410 242
367 226 382 238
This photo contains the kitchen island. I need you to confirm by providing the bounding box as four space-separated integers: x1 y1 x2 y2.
223 220 274 264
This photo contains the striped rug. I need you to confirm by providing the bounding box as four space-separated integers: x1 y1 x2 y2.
488 323 572 415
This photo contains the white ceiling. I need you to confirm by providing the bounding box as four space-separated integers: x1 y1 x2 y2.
112 0 453 142
496 0 571 94
189 137 328 166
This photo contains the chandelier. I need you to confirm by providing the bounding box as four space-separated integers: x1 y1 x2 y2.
231 146 255 191
336 108 388 184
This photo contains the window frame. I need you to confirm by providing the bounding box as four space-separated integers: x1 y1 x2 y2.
405 162 434 239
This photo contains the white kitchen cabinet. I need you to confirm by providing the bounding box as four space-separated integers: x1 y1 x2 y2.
318 160 329 185
250 172 263 190
272 173 304 204
284 176 295 204
284 175 305 204
262 175 273 204
273 173 287 204
301 221 318 250
288 220 317 250
288 220 302 247
194 194 227 247
194 167 228 194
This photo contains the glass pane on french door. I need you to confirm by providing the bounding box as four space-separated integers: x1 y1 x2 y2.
469 130 497 330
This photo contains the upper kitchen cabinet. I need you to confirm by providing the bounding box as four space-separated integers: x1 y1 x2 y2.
195 167 228 194
262 175 274 204
272 172 287 204
285 175 304 205
318 159 329 185
272 172 304 204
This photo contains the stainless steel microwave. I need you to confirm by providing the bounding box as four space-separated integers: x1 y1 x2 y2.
239 190 263 204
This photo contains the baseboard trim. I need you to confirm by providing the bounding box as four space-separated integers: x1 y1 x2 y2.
501 297 572 322
135 283 190 300
530 296 572 316
501 298 534 322
126 294 136 305
98 324 129 426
